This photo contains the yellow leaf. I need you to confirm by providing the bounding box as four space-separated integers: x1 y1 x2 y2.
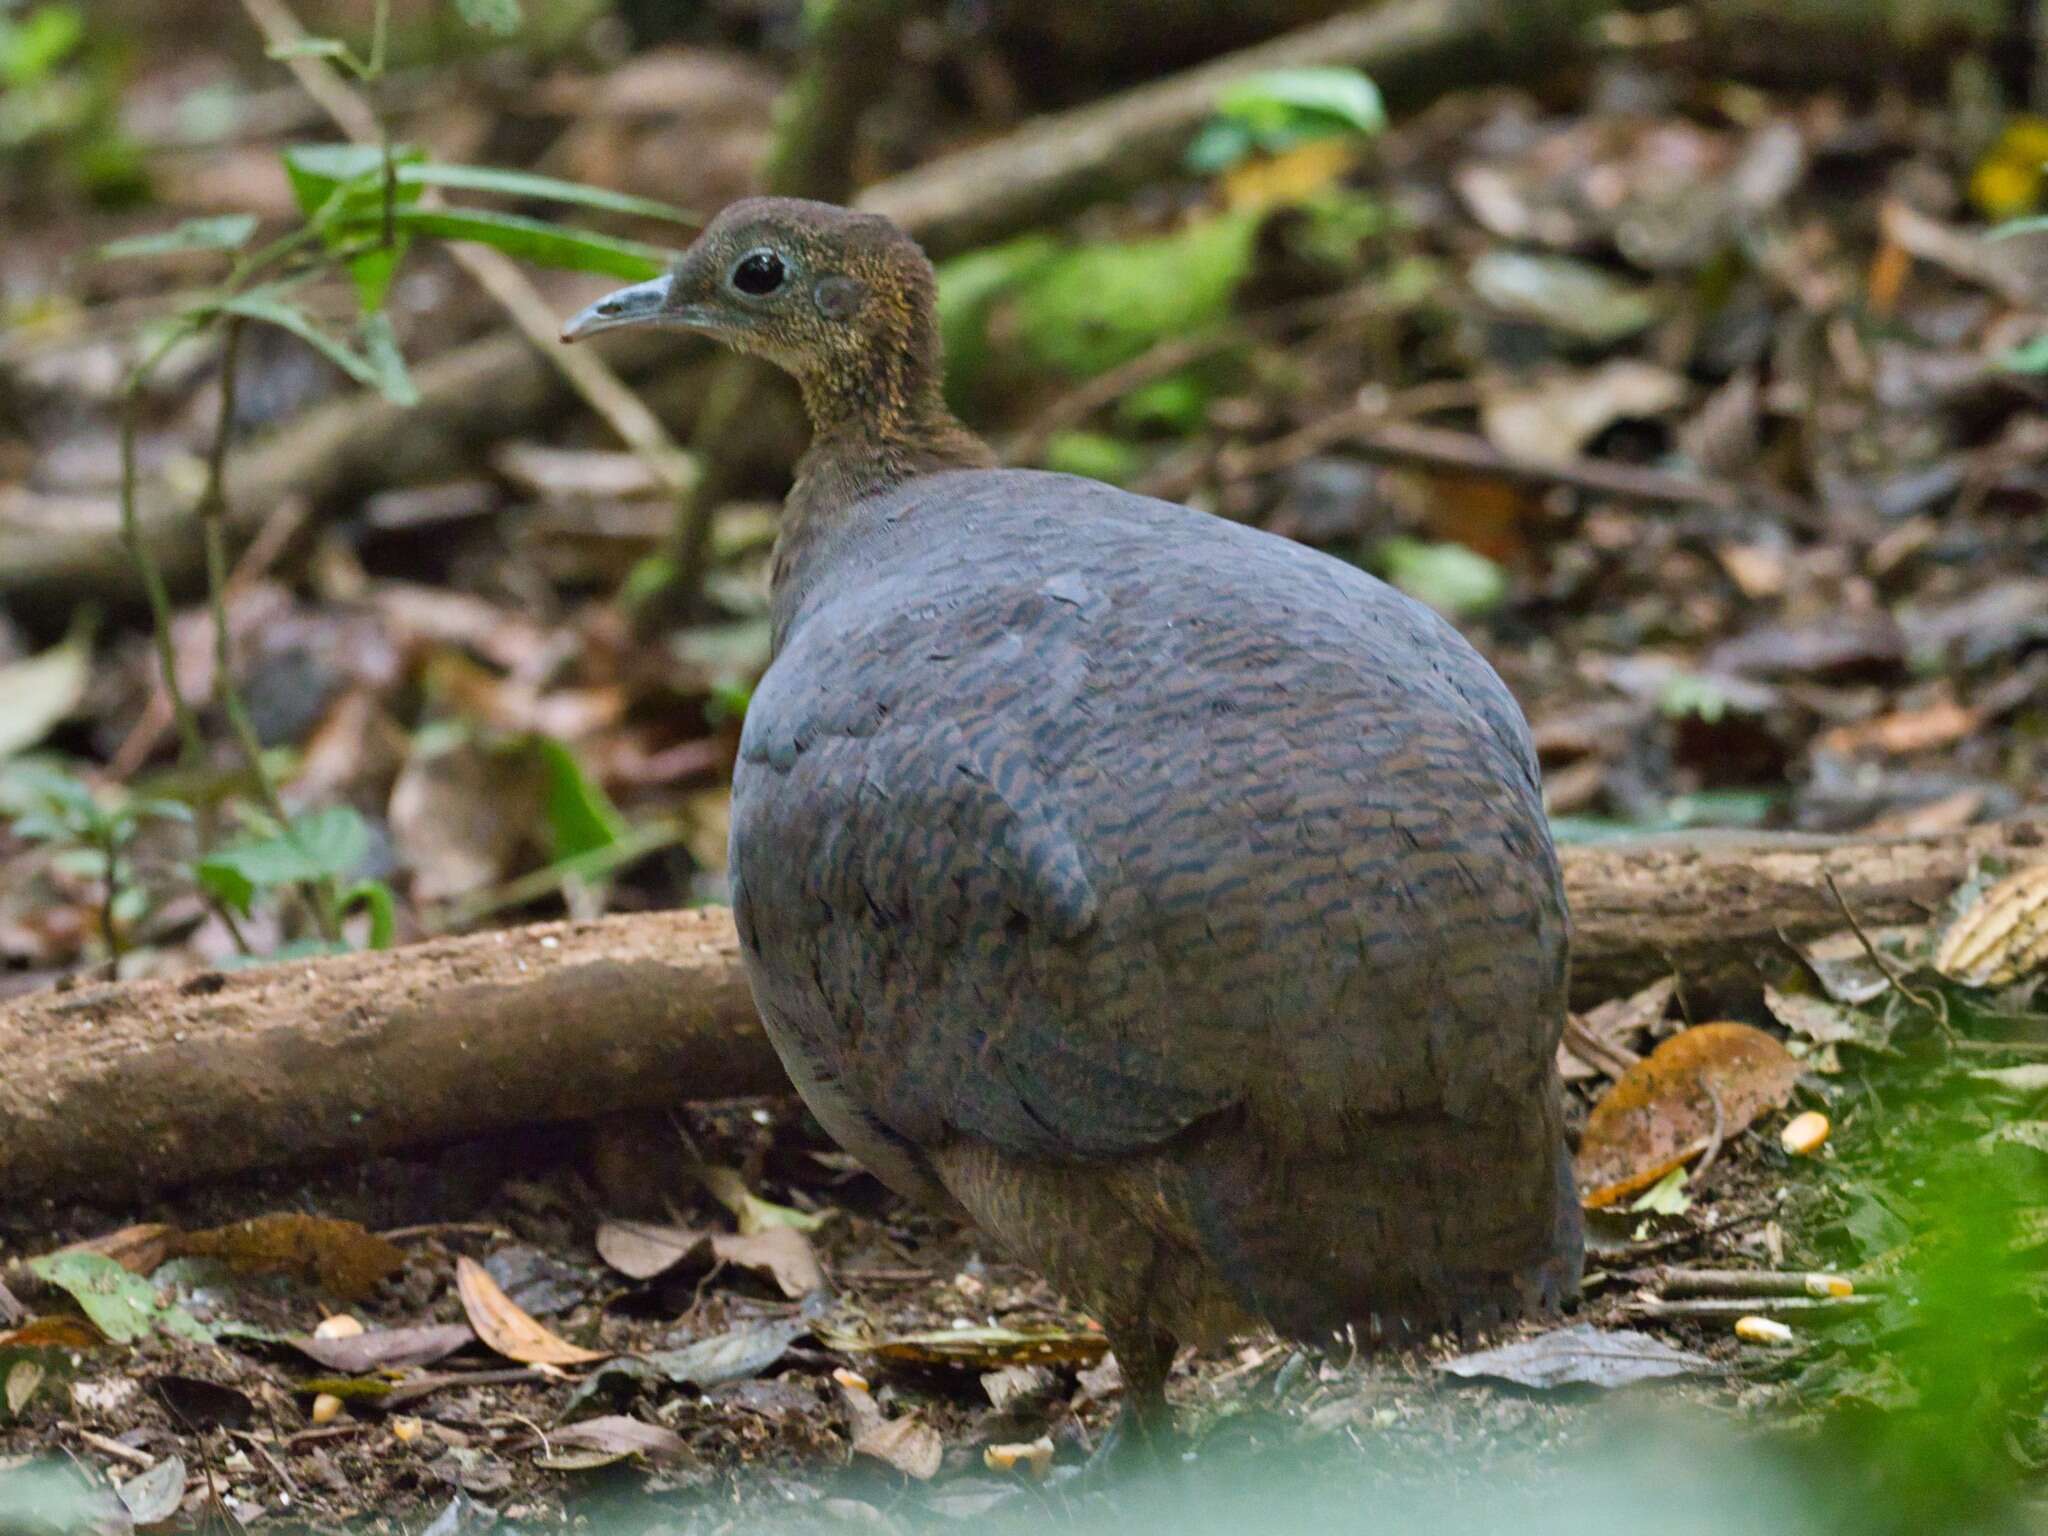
454 1256 607 1366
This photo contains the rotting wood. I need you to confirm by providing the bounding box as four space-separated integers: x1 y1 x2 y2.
0 821 2038 1207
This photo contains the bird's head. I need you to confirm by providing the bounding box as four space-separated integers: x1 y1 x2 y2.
562 196 943 412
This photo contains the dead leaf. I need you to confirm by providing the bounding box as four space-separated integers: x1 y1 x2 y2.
594 1218 698 1281
455 1256 607 1366
0 1315 107 1351
6 1359 45 1415
115 1456 186 1527
1441 1324 1713 1389
1480 361 1686 465
983 1437 1055 1478
59 1225 178 1277
1764 986 1894 1057
1816 698 1980 758
842 1387 943 1480
1933 864 2048 988
565 1316 806 1413
388 733 541 903
290 1322 475 1373
545 1415 686 1465
180 1215 403 1301
1798 927 1928 1004
1575 1023 1804 1208
1558 976 1674 1082
0 633 90 760
595 1218 825 1299
981 1364 1056 1412
698 1165 834 1236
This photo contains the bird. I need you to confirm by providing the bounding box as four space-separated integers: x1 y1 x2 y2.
564 197 1583 1454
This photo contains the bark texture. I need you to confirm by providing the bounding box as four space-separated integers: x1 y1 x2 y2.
0 821 2039 1204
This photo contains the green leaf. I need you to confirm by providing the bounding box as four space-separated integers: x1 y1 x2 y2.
1375 537 1507 619
393 163 695 224
356 207 671 278
282 142 395 219
2000 333 2048 373
0 760 98 814
1220 67 1387 140
1192 66 1386 168
97 214 259 261
281 142 426 311
217 288 387 392
342 880 397 950
26 1253 213 1344
456 0 522 34
358 310 419 406
0 5 85 89
529 737 626 861
1044 431 1145 487
1628 1165 1693 1216
196 805 370 914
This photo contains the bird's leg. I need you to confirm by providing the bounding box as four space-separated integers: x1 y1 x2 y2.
1087 1323 1180 1478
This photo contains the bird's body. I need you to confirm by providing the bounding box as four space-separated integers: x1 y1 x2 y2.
564 198 1581 1440
735 468 1578 1358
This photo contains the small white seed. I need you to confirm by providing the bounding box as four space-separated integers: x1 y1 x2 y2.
309 1393 344 1425
312 1314 365 1340
1805 1273 1853 1298
832 1368 869 1393
1781 1111 1830 1155
1735 1316 1795 1344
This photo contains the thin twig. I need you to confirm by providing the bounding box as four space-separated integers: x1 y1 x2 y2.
1004 287 1393 466
1626 1266 1883 1298
1692 1080 1730 1184
1823 870 1951 1038
1631 1295 1880 1319
1219 413 1761 509
197 319 341 943
118 335 209 770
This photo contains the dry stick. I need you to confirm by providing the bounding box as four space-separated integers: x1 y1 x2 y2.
235 0 694 500
1628 1267 1886 1298
1632 1296 1880 1319
1220 411 1759 509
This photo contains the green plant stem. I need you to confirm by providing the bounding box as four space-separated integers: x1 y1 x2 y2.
119 328 209 771
196 319 342 944
98 832 124 976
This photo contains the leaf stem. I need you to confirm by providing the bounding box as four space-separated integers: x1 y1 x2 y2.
196 319 343 943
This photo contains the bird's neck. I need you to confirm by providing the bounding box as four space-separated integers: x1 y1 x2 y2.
772 345 994 602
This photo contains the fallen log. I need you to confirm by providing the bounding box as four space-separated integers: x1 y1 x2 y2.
1 821 2039 1207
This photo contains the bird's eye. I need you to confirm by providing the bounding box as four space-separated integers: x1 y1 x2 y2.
732 249 787 297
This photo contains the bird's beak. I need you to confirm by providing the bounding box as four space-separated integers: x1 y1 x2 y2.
560 273 681 343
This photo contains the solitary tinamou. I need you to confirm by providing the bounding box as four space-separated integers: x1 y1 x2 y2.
565 198 1582 1450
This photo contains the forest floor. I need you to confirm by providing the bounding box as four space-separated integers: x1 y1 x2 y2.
2 1 2045 1531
